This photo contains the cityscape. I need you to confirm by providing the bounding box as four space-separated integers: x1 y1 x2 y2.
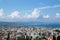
0 25 60 40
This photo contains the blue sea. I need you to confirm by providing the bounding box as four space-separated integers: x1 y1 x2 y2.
0 22 60 28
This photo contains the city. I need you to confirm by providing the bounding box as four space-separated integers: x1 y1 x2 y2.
0 26 60 40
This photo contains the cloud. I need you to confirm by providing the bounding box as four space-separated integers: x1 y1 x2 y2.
43 15 50 19
31 8 40 18
0 8 3 17
56 13 60 17
24 8 40 19
39 5 60 9
8 11 20 18
7 8 40 19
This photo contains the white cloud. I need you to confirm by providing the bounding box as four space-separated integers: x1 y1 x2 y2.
43 15 50 19
8 11 20 18
24 8 40 19
31 8 40 18
56 13 60 17
5 8 40 19
39 5 60 9
0 8 3 17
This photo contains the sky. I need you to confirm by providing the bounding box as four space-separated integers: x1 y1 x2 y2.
0 0 60 23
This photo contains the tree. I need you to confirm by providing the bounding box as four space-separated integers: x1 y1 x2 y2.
7 32 10 40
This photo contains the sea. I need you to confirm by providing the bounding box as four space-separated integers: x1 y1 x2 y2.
0 22 60 28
